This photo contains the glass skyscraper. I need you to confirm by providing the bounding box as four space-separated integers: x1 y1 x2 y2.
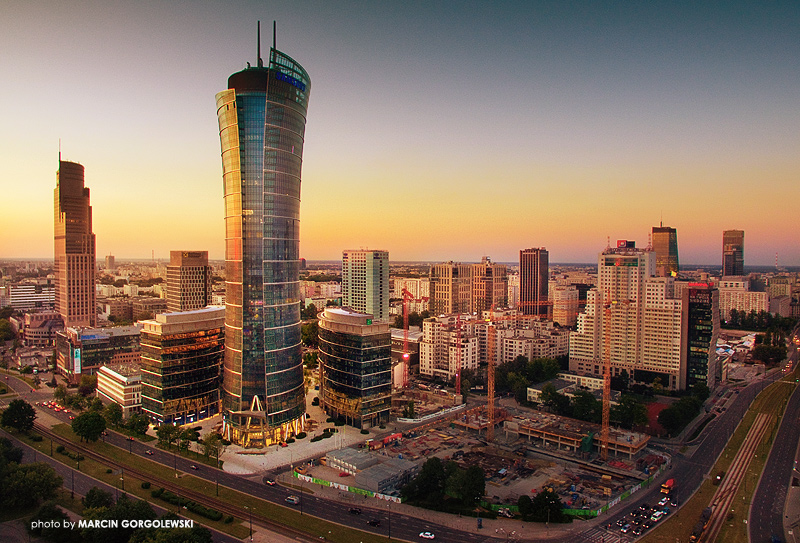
216 34 310 447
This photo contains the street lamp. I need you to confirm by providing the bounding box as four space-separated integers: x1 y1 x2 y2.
244 506 253 541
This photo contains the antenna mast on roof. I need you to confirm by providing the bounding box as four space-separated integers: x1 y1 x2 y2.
273 20 276 52
257 21 263 67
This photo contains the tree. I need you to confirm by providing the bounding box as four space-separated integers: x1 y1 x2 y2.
0 319 14 341
3 462 63 508
126 413 150 435
540 383 571 416
611 394 648 429
128 513 213 543
301 303 318 321
402 400 416 419
459 465 485 504
104 402 123 427
401 457 446 505
610 369 630 392
517 494 534 520
82 487 115 509
301 320 319 347
529 488 569 523
28 501 80 543
2 398 37 432
78 375 98 396
54 384 68 403
80 493 157 543
303 351 318 368
156 423 179 448
72 411 107 442
87 397 104 412
507 372 529 404
570 391 601 423
201 432 226 464
527 358 560 383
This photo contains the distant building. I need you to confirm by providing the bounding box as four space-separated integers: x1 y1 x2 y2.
520 248 549 317
471 257 508 314
717 277 768 321
722 230 744 276
342 249 389 322
131 297 168 320
166 251 212 312
652 225 679 277
5 281 56 311
140 307 224 425
97 364 142 419
319 307 391 429
551 285 579 327
55 325 141 384
429 262 472 316
419 314 479 379
104 255 116 273
54 159 96 327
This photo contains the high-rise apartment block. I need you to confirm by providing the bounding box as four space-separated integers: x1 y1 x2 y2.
429 262 472 316
471 257 508 314
652 225 679 277
551 285 579 327
419 315 479 380
140 307 225 425
570 241 695 391
722 230 744 276
520 248 549 317
318 307 391 428
166 251 212 312
342 250 389 322
54 160 96 327
216 30 310 447
105 255 116 273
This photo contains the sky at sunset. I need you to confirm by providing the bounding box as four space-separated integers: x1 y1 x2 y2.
1 1 798 266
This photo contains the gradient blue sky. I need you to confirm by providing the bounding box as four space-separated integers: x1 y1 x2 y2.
2 1 798 265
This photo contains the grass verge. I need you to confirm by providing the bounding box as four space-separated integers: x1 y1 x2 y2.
641 370 796 543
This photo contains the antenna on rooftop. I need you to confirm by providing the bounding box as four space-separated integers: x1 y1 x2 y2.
273 20 276 52
257 21 263 67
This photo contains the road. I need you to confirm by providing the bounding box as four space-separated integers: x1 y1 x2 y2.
750 328 800 543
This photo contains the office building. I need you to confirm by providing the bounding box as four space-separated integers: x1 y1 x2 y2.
682 283 720 390
429 262 472 316
216 30 311 447
97 364 142 419
166 251 212 312
318 307 391 429
342 249 389 321
54 159 96 327
140 307 225 425
5 281 55 311
652 225 679 277
55 325 141 384
105 255 116 273
520 248 549 317
722 230 744 276
471 257 508 314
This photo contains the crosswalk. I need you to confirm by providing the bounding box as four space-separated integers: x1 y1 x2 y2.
578 526 636 543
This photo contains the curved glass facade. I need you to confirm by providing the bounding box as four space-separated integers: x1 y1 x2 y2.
216 48 310 447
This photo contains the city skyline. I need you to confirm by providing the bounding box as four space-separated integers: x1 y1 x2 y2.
2 1 799 265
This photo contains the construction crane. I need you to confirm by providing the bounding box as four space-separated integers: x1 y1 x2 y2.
600 290 612 460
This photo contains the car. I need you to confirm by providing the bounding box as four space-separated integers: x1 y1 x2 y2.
632 526 643 535
190 465 199 470
419 532 435 540
145 450 154 456
69 415 75 420
339 472 350 477
650 511 665 522
286 495 300 505
264 479 276 486
367 519 381 527
620 524 631 533
127 436 135 441
279 442 288 447
670 498 679 507
658 496 669 506
349 508 362 515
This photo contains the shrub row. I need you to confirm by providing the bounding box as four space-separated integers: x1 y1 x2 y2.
151 488 223 521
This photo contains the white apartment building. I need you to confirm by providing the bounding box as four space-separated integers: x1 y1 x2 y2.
342 250 389 322
419 315 479 379
569 242 687 390
551 285 579 327
716 277 769 321
393 278 430 300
